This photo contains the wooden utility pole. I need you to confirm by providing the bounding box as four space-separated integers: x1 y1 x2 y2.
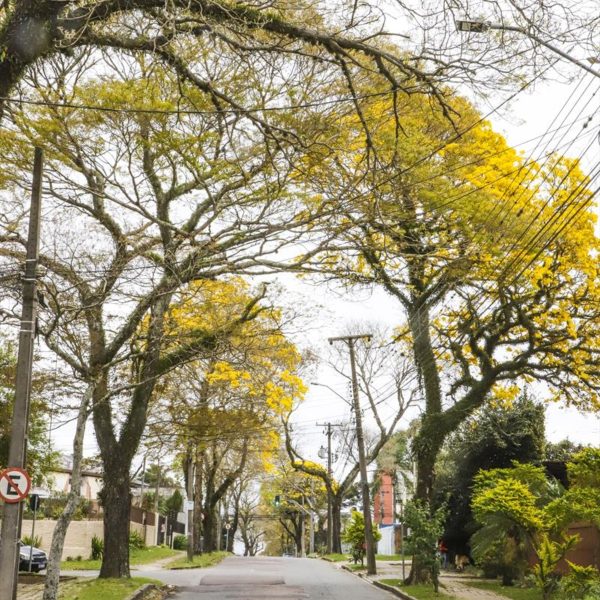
328 334 377 575
0 147 43 600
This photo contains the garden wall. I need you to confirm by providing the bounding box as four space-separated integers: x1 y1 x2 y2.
11 518 157 560
559 521 600 574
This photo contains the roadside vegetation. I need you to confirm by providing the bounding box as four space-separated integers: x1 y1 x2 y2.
61 546 181 571
379 580 460 600
167 551 229 570
57 577 161 600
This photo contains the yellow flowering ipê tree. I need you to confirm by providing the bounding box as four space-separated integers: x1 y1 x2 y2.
146 277 307 553
300 74 600 581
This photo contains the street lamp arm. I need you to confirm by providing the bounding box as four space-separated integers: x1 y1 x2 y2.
311 381 348 402
487 23 600 79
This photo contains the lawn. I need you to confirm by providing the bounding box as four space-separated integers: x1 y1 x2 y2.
57 577 161 600
61 546 182 570
345 563 367 571
321 553 411 562
167 551 229 570
378 580 461 600
321 553 350 562
464 580 542 600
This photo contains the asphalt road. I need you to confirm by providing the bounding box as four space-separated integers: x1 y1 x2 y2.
161 556 395 600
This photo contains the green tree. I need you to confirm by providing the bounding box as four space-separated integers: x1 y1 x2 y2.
470 450 600 590
165 489 183 513
471 465 550 584
545 440 585 462
343 509 381 565
0 338 57 485
434 392 546 556
404 500 446 591
0 53 321 579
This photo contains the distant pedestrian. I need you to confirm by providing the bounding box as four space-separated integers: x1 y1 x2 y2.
438 539 448 569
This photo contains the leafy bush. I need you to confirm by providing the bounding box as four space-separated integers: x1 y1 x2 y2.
22 535 42 548
532 534 578 600
128 530 146 550
173 534 188 550
90 534 103 560
404 500 446 592
558 563 600 600
342 510 381 565
29 494 92 520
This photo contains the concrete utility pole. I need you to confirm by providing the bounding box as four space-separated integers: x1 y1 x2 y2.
317 421 342 554
328 334 377 575
0 147 43 600
186 459 194 561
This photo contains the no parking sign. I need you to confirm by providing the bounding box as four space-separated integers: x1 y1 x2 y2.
0 467 31 503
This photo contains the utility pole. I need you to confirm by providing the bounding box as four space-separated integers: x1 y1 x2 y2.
328 333 377 575
317 421 342 554
186 458 194 561
0 147 43 600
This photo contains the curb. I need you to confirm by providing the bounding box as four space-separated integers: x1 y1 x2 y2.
125 583 161 600
338 563 419 600
341 564 366 573
371 579 419 600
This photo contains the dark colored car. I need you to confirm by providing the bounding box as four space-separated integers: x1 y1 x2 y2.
19 544 47 573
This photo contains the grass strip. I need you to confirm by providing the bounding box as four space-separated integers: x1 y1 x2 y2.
321 553 349 562
379 580 461 600
61 546 181 570
167 550 229 570
57 577 161 600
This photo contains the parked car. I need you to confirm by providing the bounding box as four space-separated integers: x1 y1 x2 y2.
19 543 47 573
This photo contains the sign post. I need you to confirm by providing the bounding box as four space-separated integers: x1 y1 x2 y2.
28 494 40 572
0 147 43 600
0 468 32 504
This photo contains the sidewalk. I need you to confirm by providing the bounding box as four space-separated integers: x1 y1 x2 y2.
353 560 509 600
439 575 508 600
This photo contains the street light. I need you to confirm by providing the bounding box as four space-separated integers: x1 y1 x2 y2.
455 19 600 80
311 381 349 403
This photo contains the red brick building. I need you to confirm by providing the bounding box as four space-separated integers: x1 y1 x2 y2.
373 471 395 525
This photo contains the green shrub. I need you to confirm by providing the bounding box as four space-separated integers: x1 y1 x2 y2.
558 563 600 600
532 534 578 600
22 535 42 548
129 530 146 550
404 499 446 592
173 534 188 550
90 534 104 560
342 510 381 566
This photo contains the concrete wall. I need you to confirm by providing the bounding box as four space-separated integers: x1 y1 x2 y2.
17 519 157 560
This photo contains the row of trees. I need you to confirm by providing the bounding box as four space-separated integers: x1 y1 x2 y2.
0 0 598 593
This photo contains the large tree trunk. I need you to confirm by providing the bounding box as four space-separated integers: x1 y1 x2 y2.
202 507 218 552
331 495 343 553
228 509 239 552
99 466 132 578
193 458 204 553
43 386 91 600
